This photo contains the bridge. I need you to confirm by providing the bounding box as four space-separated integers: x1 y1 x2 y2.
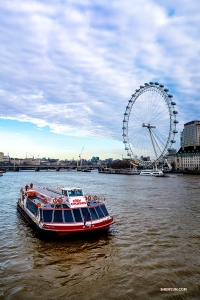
0 164 96 172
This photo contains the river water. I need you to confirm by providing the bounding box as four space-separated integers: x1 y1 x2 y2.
0 170 200 300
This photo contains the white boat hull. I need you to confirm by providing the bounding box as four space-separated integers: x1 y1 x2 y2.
140 170 165 177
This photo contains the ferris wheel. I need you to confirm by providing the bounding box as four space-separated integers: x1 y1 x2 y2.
122 82 178 165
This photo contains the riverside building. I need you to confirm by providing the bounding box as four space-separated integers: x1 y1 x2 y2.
0 152 10 164
176 121 200 171
175 145 200 171
180 120 200 147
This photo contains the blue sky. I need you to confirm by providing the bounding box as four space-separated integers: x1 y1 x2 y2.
0 0 200 160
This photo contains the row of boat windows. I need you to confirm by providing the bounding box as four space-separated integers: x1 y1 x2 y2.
26 199 109 223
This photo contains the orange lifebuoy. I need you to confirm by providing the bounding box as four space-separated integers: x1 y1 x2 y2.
58 198 63 203
53 198 57 204
42 198 48 204
94 195 98 201
85 195 88 200
88 195 91 201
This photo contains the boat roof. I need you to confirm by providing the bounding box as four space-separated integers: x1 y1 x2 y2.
33 186 83 198
61 187 83 190
36 186 61 197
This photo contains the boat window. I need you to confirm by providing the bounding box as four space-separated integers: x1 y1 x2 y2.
100 204 109 216
75 190 83 196
63 210 74 222
89 207 98 220
53 210 63 223
72 209 82 222
81 207 90 220
42 210 53 222
95 206 104 219
62 190 68 196
39 208 42 221
26 199 38 215
68 189 83 197
68 190 75 197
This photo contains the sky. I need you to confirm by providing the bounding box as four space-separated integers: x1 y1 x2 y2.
0 0 200 160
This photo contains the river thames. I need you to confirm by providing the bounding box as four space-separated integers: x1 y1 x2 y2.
0 170 200 300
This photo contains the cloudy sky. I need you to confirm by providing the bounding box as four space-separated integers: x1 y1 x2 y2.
0 0 200 160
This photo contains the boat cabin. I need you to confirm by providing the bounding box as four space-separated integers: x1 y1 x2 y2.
61 188 83 197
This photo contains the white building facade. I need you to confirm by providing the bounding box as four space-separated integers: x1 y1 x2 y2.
175 146 200 170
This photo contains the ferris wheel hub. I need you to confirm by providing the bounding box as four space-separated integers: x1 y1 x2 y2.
142 123 156 129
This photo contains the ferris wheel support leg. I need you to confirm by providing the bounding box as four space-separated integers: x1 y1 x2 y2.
151 130 163 153
148 128 158 158
149 129 163 159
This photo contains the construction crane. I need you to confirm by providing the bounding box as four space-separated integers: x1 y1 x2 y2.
29 153 34 159
77 147 84 171
79 147 84 159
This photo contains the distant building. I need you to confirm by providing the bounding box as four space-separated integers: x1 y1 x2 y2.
166 148 177 156
180 131 183 147
91 157 99 163
141 156 150 161
181 120 200 147
164 148 177 166
175 145 200 170
0 152 10 164
104 158 113 163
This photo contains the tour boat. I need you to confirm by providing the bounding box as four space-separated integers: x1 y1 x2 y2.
17 184 114 237
140 170 153 176
140 170 165 177
150 170 165 177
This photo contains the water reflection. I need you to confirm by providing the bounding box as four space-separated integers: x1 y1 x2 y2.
0 172 199 299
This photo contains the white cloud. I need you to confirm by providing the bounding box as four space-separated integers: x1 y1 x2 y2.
0 0 200 157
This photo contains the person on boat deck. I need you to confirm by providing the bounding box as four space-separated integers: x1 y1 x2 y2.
30 183 33 188
25 184 28 191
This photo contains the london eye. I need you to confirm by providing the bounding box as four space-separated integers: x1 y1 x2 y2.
122 82 178 165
